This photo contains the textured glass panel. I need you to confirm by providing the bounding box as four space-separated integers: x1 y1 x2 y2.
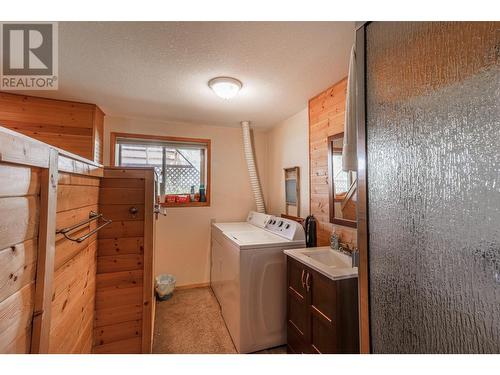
366 22 500 353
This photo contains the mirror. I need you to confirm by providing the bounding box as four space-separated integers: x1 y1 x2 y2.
284 166 300 217
328 133 357 228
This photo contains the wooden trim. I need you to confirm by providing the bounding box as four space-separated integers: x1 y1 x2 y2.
141 169 155 354
160 201 209 208
110 132 212 150
0 126 51 168
30 148 58 353
57 153 103 177
327 133 357 229
103 166 155 179
58 148 102 168
356 24 371 354
205 138 211 207
110 132 117 167
307 101 312 217
176 282 210 291
110 132 211 207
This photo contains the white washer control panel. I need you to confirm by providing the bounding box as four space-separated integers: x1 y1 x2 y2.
265 216 305 241
246 211 271 228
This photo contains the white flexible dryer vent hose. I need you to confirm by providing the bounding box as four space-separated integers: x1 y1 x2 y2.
241 121 266 213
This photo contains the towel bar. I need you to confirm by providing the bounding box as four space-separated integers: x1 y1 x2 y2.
56 211 112 243
72 219 112 243
56 211 101 234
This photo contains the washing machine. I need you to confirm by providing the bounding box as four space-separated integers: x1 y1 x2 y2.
211 212 305 353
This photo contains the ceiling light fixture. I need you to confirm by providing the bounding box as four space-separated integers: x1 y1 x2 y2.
208 77 242 99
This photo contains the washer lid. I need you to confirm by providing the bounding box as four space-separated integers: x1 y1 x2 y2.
212 222 256 232
224 230 305 250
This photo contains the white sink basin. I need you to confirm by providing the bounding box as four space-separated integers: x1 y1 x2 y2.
283 247 358 281
305 249 352 268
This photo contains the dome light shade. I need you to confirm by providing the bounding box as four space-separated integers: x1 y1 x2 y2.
208 77 242 99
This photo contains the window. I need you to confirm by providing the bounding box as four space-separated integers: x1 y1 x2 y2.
111 132 210 206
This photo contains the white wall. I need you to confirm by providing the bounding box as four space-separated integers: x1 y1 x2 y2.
103 116 268 287
266 108 309 218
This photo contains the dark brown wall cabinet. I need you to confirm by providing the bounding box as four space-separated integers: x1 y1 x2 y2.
286 256 359 354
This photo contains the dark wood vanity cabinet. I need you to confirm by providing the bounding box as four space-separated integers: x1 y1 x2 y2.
286 256 359 354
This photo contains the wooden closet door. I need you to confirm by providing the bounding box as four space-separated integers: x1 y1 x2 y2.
94 167 155 354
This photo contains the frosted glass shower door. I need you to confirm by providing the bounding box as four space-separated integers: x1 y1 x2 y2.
365 22 499 353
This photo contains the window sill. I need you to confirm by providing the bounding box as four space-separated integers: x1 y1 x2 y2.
160 201 210 208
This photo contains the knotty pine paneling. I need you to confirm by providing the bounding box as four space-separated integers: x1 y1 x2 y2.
0 282 35 353
309 78 357 247
93 336 142 354
0 92 104 163
0 239 38 306
49 172 100 353
97 237 144 256
94 170 154 354
49 243 96 353
0 164 40 198
94 304 143 329
93 319 142 348
0 164 40 353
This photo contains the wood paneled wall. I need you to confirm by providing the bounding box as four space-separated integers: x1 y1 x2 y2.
0 127 104 353
93 167 155 354
1 128 158 355
309 78 357 247
0 92 105 164
49 172 100 353
0 164 40 353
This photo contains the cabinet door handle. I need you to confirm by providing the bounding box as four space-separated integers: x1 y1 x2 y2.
301 270 306 289
305 272 311 292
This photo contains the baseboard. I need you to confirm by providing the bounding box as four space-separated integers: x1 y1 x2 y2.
176 282 210 291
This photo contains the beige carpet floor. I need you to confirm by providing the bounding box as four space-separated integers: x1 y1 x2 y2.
153 287 237 353
153 287 287 354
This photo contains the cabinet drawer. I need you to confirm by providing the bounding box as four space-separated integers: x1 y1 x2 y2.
287 322 308 354
310 312 337 354
288 289 307 337
309 268 336 323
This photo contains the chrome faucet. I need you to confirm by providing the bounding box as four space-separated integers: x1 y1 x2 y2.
331 234 359 268
338 241 359 268
338 241 350 253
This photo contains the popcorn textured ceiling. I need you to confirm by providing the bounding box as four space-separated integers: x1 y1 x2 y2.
19 22 354 128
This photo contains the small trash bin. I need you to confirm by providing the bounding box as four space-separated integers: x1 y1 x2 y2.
155 274 176 301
